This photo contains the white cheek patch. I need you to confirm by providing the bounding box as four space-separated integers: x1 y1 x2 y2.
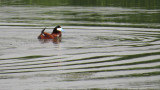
57 28 64 32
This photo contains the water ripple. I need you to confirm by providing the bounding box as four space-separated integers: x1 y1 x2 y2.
0 26 160 89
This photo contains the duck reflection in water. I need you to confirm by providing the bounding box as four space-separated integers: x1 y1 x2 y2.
38 25 64 44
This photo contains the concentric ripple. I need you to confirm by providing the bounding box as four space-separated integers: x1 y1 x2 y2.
0 26 160 89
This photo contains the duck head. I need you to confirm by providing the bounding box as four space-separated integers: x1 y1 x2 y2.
52 25 64 34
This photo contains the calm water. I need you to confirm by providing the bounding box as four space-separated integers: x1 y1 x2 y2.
0 0 160 90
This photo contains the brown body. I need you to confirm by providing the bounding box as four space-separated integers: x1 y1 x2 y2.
38 31 61 39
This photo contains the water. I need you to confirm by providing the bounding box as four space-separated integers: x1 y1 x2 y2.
0 0 160 90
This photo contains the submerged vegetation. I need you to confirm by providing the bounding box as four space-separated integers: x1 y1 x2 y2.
0 0 160 28
1 0 160 9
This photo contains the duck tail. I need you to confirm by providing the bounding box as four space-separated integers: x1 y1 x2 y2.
38 27 46 39
41 27 46 34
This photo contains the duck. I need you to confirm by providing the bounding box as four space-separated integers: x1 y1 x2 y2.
38 25 64 39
